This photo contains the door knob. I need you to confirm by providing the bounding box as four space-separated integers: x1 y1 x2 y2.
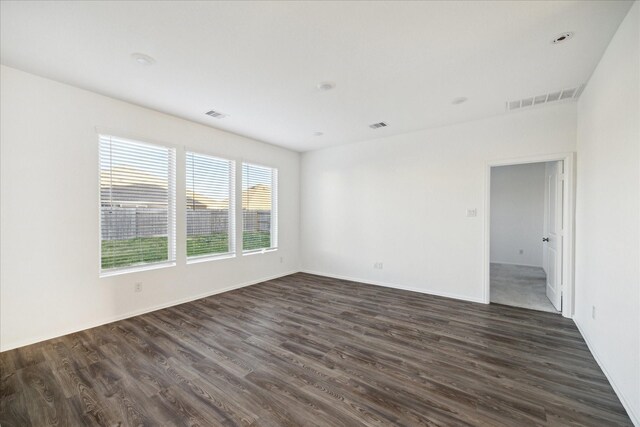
542 237 549 242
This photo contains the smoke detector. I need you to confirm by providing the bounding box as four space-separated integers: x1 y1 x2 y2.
131 52 155 66
317 82 335 91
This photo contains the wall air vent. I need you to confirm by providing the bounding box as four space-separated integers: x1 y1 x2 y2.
205 110 227 119
506 84 585 111
369 122 388 129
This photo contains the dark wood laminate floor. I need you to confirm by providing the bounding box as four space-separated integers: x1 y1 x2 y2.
0 273 632 426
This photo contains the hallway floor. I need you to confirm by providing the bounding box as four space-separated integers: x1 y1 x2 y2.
490 263 559 313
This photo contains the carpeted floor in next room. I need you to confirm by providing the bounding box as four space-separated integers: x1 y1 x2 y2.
490 263 560 313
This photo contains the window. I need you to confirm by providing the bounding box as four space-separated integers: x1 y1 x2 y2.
186 152 235 260
99 135 176 274
242 162 278 253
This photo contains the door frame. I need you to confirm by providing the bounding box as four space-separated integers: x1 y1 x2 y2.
483 152 576 318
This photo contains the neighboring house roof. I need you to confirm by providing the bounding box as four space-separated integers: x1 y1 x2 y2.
101 167 271 210
186 190 228 210
242 184 271 210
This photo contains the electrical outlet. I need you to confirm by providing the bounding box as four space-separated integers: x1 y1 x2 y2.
466 209 477 217
134 282 143 293
519 249 524 255
592 305 596 319
280 256 284 264
374 262 383 270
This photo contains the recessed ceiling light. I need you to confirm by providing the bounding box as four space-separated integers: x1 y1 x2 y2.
317 81 335 91
552 32 574 44
313 131 324 136
131 52 155 65
452 97 468 105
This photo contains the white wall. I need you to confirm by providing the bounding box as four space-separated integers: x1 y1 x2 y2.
490 162 546 267
574 2 639 424
301 103 576 302
0 66 300 351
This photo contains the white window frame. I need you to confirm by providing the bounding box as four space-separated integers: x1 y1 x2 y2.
242 162 278 255
98 134 176 277
185 150 236 264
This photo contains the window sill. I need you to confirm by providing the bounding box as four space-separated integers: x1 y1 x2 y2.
100 261 176 278
187 253 236 265
242 247 278 256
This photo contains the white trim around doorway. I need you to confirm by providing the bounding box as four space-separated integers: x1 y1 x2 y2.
483 152 576 318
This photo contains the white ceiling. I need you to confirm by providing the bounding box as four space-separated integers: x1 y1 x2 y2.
0 1 633 152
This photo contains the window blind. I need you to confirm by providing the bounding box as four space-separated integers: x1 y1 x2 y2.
186 152 235 259
99 135 176 273
242 162 278 252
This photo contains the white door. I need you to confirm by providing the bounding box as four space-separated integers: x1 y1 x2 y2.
544 161 563 311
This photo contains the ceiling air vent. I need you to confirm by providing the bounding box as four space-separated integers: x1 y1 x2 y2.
205 110 227 119
369 122 388 129
506 84 585 111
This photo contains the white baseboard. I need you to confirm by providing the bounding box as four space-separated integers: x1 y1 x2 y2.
490 261 544 268
574 320 639 426
1 270 299 352
301 269 486 304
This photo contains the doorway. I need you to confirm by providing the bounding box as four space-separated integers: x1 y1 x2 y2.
484 153 575 318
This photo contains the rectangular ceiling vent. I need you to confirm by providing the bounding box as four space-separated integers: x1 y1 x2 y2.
506 84 585 111
369 122 388 129
205 110 227 119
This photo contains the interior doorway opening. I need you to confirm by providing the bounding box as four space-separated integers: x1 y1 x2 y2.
484 153 575 318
